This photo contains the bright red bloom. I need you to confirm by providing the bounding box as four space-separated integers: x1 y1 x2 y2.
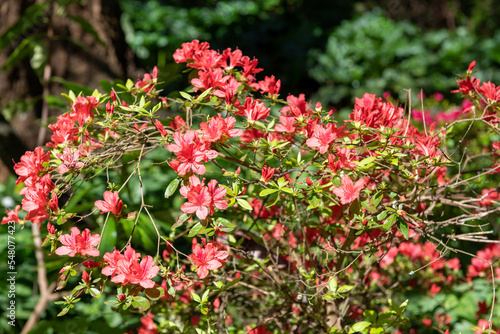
47 222 56 235
13 147 51 185
70 95 99 126
189 238 228 279
259 75 281 98
200 114 242 143
477 188 500 206
173 40 210 63
191 68 228 91
275 115 296 133
328 147 357 173
189 49 222 71
207 179 228 215
413 135 441 158
332 174 365 205
240 55 263 79
135 66 158 93
306 123 347 154
155 119 168 137
235 97 270 121
21 174 55 224
350 93 402 129
213 76 242 105
217 48 243 70
1 205 20 225
137 313 158 334
82 270 90 284
55 227 101 257
451 76 481 96
180 176 211 220
479 81 500 103
83 260 100 268
94 191 123 216
102 245 160 289
47 114 79 148
166 130 218 175
261 163 276 183
247 325 272 334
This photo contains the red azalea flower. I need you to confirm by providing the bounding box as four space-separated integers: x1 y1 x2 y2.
166 130 218 175
70 95 99 126
55 227 101 257
189 238 228 279
234 97 270 121
1 205 20 225
47 114 80 148
155 119 168 137
213 76 242 105
200 114 242 143
207 179 228 215
13 147 51 185
95 191 123 216
306 123 347 154
179 176 211 220
173 39 210 63
261 164 276 183
246 325 271 334
137 313 158 334
332 174 365 205
258 75 281 98
102 245 160 289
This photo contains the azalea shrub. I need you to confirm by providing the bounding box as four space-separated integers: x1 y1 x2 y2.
3 40 500 333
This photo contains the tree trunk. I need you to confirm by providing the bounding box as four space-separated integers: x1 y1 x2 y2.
0 0 137 181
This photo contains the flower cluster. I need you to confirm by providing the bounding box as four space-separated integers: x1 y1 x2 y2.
188 238 228 279
102 245 160 289
55 227 101 257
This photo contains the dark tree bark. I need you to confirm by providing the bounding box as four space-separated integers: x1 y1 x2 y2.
0 0 137 181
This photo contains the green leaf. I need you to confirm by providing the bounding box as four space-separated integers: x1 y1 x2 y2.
165 178 181 198
236 198 253 211
145 286 165 300
132 296 150 311
328 277 338 293
104 300 119 307
188 222 204 237
2 34 42 70
397 219 410 240
222 277 242 291
196 87 213 101
382 213 397 230
371 191 383 207
0 2 49 51
357 157 377 168
259 188 278 196
89 288 101 298
190 291 201 303
57 306 71 317
179 91 193 101
337 285 354 294
376 211 387 221
349 321 372 333
368 327 384 334
125 79 134 91
173 213 190 229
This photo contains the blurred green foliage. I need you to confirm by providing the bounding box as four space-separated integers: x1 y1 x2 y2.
118 0 354 97
309 9 500 106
